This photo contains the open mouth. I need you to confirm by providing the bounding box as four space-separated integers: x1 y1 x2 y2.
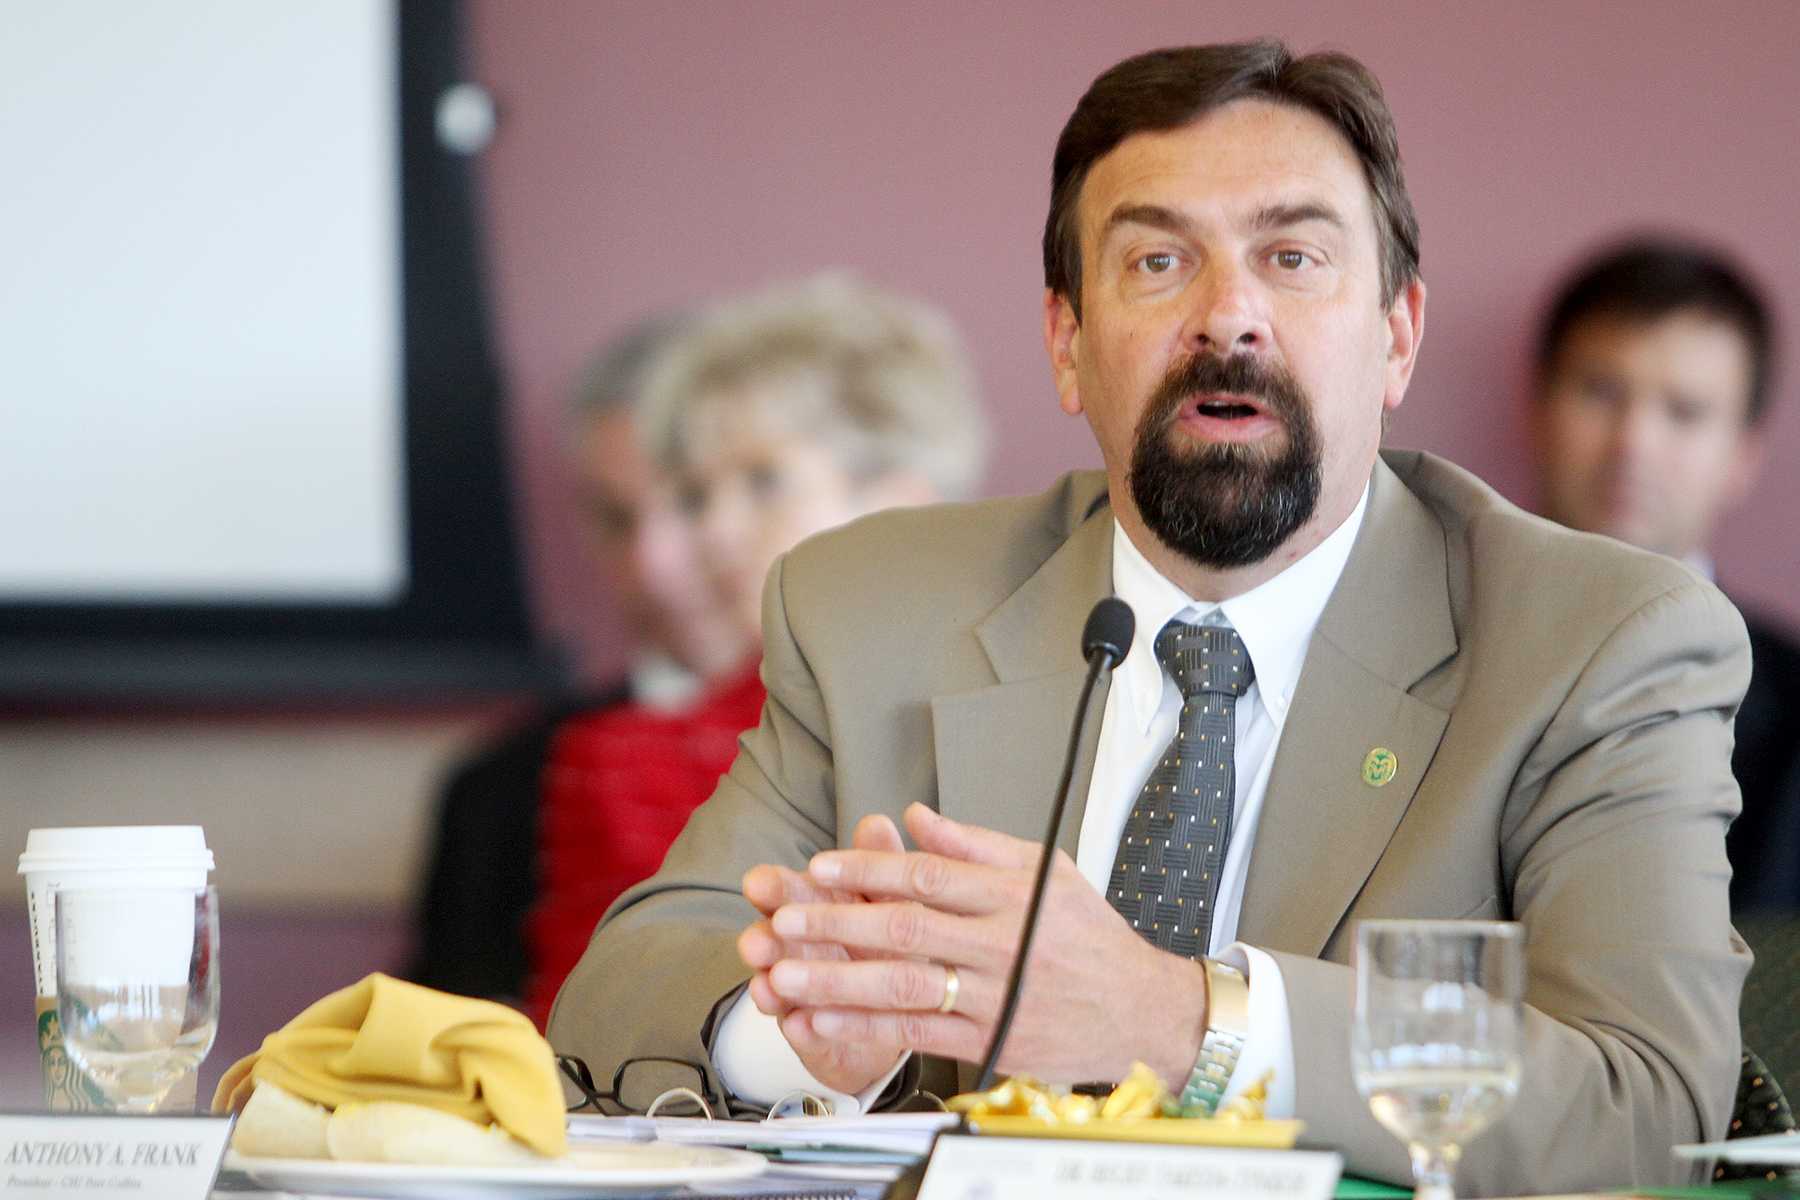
1186 393 1269 421
1196 398 1261 420
1166 391 1282 445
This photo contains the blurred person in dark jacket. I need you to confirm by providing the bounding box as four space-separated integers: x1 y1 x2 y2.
1531 237 1800 912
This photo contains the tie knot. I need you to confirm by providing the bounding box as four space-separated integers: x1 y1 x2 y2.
1154 620 1254 698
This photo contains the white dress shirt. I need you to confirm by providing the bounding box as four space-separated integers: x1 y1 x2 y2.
715 487 1370 1114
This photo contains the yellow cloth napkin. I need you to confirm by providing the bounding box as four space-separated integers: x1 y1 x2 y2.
211 972 567 1158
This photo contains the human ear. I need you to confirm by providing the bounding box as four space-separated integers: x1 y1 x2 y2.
1044 288 1083 416
1382 277 1427 412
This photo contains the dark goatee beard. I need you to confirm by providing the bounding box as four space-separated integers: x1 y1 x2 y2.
1127 352 1322 570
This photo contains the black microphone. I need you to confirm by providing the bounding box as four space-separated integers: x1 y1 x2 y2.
974 596 1134 1090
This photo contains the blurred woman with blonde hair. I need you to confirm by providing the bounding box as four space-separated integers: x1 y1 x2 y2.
526 273 987 1024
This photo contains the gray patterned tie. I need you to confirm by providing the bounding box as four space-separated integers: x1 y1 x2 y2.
1107 619 1254 959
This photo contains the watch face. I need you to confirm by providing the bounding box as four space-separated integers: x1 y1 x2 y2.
1205 960 1251 1033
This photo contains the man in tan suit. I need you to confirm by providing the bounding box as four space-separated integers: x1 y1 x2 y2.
549 41 1748 1194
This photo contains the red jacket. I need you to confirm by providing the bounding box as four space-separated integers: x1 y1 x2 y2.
525 663 766 1028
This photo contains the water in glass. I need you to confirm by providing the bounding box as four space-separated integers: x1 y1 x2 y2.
1353 920 1523 1200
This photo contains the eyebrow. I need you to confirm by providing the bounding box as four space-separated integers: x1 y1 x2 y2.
1099 200 1348 243
1249 201 1346 233
1099 203 1195 242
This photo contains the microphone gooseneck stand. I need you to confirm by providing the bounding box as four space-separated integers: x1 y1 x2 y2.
973 597 1134 1091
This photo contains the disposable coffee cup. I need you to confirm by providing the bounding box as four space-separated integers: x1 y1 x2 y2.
18 826 214 1110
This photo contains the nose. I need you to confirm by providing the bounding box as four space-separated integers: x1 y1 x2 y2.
631 506 698 603
1606 396 1664 469
1182 259 1269 357
693 484 753 569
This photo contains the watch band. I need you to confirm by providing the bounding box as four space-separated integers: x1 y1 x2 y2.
1178 959 1249 1114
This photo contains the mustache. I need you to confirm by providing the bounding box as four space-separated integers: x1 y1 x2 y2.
1143 352 1308 431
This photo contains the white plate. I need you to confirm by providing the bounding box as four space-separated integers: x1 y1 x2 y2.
223 1141 767 1199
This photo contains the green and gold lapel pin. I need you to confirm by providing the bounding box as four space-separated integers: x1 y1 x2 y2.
1362 747 1398 788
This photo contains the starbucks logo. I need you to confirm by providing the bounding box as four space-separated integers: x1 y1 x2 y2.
37 1007 106 1110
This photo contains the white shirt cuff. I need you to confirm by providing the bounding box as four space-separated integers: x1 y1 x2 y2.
711 988 907 1115
1215 943 1296 1117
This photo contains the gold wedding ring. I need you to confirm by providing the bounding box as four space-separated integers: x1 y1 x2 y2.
937 964 961 1015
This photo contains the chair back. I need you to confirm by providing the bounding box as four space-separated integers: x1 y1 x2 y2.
1718 914 1800 1183
1740 915 1800 1092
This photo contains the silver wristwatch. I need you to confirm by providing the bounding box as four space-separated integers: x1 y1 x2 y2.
1178 959 1248 1114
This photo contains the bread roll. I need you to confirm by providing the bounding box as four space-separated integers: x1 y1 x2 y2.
230 1081 331 1159
325 1101 546 1166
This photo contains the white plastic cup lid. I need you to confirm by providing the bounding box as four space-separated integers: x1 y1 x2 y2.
18 826 213 874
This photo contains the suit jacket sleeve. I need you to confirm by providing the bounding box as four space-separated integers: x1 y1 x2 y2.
546 555 839 1082
1269 579 1751 1193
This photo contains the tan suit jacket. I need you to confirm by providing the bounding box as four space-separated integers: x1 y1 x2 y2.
550 449 1751 1194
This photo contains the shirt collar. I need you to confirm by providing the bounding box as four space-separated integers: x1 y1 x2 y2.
1110 483 1370 734
629 653 703 712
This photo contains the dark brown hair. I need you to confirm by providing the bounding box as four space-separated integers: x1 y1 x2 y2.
1043 40 1421 318
1535 237 1775 425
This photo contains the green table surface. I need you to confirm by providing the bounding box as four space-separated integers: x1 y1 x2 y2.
1334 1177 1410 1198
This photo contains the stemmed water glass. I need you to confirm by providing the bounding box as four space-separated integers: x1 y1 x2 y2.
1352 919 1524 1200
55 885 219 1113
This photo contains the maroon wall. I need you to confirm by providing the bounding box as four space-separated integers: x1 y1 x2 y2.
468 3 1800 678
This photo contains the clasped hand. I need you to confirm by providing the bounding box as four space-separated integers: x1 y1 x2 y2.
736 802 1206 1096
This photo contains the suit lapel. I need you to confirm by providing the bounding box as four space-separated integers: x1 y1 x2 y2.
1237 457 1459 957
932 499 1115 859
